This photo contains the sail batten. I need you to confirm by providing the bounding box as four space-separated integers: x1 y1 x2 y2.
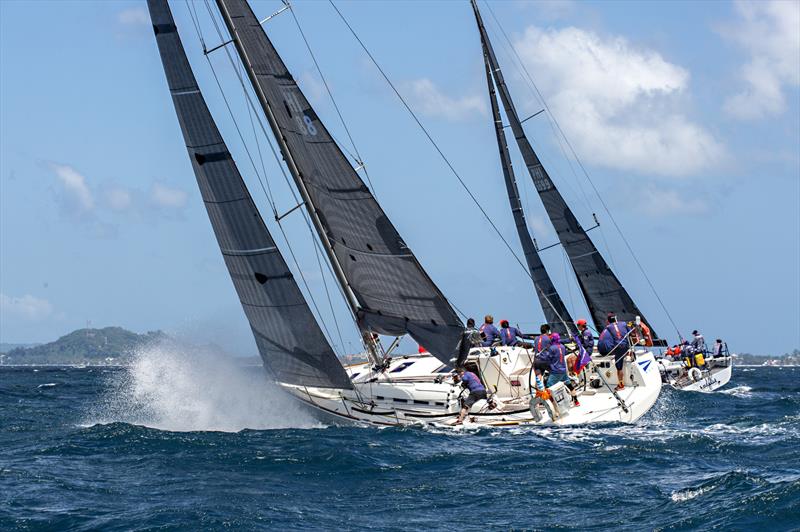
148 0 351 389
215 0 464 364
481 44 575 336
472 0 659 338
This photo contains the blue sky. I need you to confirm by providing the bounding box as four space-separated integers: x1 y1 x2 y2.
1 0 798 356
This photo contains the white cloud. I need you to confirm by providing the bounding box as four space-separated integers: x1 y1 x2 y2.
633 184 708 217
527 214 553 238
1 293 54 321
50 163 94 213
118 7 149 26
403 78 487 122
105 186 133 211
720 1 800 120
298 71 326 104
150 183 188 209
513 26 725 177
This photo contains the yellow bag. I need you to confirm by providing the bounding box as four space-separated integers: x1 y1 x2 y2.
695 353 705 367
684 357 693 368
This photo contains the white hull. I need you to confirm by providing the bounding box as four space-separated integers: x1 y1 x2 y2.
279 346 662 428
658 356 733 392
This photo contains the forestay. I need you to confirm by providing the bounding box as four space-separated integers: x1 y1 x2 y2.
148 0 351 388
472 1 659 338
481 50 575 337
215 0 464 364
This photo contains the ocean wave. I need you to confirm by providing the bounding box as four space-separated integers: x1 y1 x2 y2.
36 383 58 389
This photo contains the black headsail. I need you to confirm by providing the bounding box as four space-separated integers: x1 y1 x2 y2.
148 0 351 388
471 0 659 338
215 0 464 364
481 48 575 337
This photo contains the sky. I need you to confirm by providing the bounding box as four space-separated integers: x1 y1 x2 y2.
1 0 798 357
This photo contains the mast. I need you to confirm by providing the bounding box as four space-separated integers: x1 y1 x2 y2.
214 0 465 365
471 0 659 338
481 45 575 336
147 0 351 388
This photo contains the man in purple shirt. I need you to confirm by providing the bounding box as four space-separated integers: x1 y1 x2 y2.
498 320 533 349
453 368 487 425
479 315 500 347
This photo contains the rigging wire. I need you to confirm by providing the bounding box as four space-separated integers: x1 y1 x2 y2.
482 0 680 337
327 3 534 289
287 3 378 196
185 0 347 355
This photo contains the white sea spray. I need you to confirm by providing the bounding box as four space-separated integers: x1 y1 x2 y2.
86 338 322 432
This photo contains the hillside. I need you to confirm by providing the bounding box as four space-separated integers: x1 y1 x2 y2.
734 350 800 366
0 327 166 365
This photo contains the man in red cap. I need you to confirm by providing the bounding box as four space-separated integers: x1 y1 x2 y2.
576 319 594 353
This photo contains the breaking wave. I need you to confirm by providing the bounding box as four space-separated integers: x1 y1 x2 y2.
720 385 753 397
87 340 321 432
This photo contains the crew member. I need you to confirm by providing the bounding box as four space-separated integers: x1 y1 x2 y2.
541 333 579 406
453 368 487 425
534 324 552 353
498 320 533 348
629 318 654 347
598 313 630 390
713 339 725 357
479 315 500 347
691 330 706 353
576 319 594 352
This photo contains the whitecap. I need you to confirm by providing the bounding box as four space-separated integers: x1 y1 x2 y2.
37 383 58 388
720 385 753 397
671 484 713 502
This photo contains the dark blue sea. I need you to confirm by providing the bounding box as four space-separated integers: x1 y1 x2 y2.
2 347 799 530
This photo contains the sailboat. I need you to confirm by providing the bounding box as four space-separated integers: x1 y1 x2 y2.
658 344 733 393
147 0 662 427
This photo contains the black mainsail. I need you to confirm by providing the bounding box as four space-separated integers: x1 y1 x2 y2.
148 0 351 388
215 0 464 364
481 49 575 337
472 0 659 338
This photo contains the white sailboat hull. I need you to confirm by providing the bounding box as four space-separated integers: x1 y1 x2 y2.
658 356 733 392
279 346 662 428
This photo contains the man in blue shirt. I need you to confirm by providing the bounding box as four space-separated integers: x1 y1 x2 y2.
453 368 488 425
498 320 533 349
576 319 594 352
598 314 630 390
539 333 580 406
479 315 500 347
534 323 552 353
